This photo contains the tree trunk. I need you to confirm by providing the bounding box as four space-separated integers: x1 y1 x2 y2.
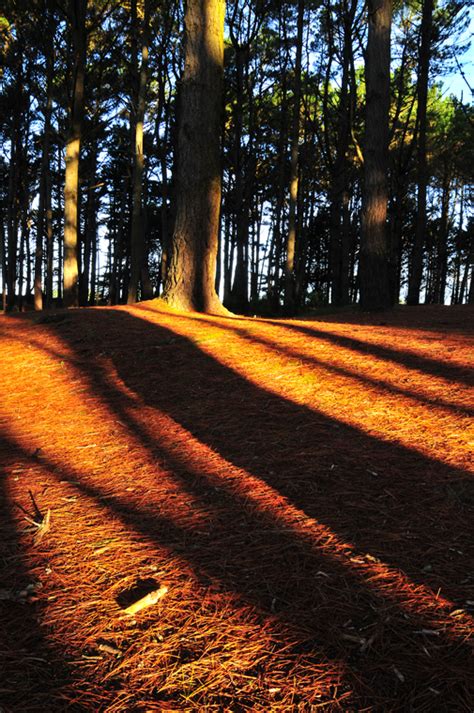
267 63 288 311
407 0 433 305
80 147 98 305
329 0 355 306
458 240 473 305
435 167 450 304
284 0 304 314
359 0 392 310
34 27 54 310
6 62 22 311
162 0 227 314
44 170 54 308
90 207 97 304
63 0 87 308
128 0 150 304
229 45 249 313
0 217 6 311
56 144 63 303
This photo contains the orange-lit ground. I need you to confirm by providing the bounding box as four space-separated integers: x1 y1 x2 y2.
0 302 472 711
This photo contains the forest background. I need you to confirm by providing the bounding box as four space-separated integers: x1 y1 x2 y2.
0 0 473 315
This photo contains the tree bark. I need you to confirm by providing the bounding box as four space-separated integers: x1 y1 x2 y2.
128 0 150 304
80 146 98 305
34 21 55 310
407 0 433 305
435 166 450 304
6 52 22 311
0 217 6 312
162 0 227 314
267 43 288 311
359 0 392 310
229 45 250 313
284 0 304 314
63 0 87 308
329 0 356 306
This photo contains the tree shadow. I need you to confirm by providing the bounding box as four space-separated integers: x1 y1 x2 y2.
257 318 474 388
168 309 473 418
291 305 474 335
3 306 474 709
0 436 73 710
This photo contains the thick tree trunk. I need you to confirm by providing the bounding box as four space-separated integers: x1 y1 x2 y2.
162 0 227 314
63 0 87 308
407 0 433 305
359 0 392 310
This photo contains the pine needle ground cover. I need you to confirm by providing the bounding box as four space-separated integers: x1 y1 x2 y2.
0 303 472 711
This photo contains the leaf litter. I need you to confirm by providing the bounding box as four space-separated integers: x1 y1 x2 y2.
0 302 472 711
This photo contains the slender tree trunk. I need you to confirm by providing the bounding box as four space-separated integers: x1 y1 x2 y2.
44 170 54 307
436 167 450 304
359 0 392 310
18 224 25 311
389 183 404 305
80 148 98 305
452 185 463 304
329 0 355 306
159 141 170 289
140 178 154 299
128 0 150 304
56 144 63 303
34 33 54 310
162 0 227 314
90 210 97 304
407 0 433 305
25 215 32 303
284 0 304 314
267 69 288 311
229 45 249 313
223 210 232 304
108 193 118 304
63 0 87 308
0 217 6 311
458 241 473 305
6 68 22 311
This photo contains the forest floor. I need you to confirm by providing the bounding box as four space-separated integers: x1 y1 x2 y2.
0 302 473 712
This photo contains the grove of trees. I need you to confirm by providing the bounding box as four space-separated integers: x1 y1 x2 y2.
0 0 473 314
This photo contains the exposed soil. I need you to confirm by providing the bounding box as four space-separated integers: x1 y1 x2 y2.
0 302 473 711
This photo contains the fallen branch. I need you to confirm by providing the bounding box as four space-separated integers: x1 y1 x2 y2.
122 585 168 615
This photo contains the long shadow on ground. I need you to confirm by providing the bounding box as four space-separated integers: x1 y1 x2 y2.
262 318 473 387
0 436 72 710
3 307 474 710
166 309 473 417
